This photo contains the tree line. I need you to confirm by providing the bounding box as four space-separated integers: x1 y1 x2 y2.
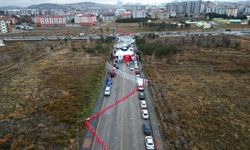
205 13 247 20
136 37 181 59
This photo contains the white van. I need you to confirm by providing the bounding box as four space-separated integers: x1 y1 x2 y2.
104 86 111 96
137 78 144 91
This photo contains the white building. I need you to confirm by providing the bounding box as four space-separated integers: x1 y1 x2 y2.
132 10 146 18
226 8 238 17
247 16 250 21
74 14 97 26
0 20 8 33
206 7 226 15
245 7 250 15
102 13 116 22
0 39 5 46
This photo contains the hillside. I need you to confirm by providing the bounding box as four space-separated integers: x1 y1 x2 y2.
27 2 115 10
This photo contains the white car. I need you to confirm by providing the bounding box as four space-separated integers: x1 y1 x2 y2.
134 64 139 69
145 136 155 150
104 86 111 96
136 74 140 77
142 109 149 119
129 65 134 70
140 100 147 109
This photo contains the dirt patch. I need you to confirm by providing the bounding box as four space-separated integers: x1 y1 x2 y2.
0 40 107 149
143 36 250 150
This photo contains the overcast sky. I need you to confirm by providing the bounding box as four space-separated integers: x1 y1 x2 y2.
0 0 173 7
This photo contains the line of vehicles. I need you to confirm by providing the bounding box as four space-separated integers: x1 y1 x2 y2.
103 34 155 149
131 60 155 150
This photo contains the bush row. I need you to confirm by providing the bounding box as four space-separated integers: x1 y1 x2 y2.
136 38 181 58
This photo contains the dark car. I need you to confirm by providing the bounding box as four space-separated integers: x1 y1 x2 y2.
138 92 145 100
143 123 152 135
135 68 140 74
106 77 112 86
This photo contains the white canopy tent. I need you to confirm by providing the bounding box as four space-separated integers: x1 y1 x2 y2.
114 49 134 61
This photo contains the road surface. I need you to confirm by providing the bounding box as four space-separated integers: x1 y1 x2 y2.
90 63 164 150
1 29 250 41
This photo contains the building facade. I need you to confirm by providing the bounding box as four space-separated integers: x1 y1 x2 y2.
226 8 238 17
166 1 206 16
74 14 96 26
0 20 8 33
206 7 226 14
132 10 146 18
244 7 250 15
35 16 66 27
102 13 116 22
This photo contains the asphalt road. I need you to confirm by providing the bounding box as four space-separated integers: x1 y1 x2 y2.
1 29 250 42
91 63 163 150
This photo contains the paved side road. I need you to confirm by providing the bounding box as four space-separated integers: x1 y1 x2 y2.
85 62 164 150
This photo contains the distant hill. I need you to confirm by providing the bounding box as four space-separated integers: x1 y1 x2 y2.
0 2 115 10
65 2 115 9
27 3 71 10
0 5 23 10
27 2 115 10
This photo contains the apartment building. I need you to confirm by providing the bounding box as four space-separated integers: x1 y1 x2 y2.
74 14 96 26
0 20 8 33
132 10 147 18
226 8 238 17
35 16 66 27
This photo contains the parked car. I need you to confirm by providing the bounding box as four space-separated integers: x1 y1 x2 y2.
137 78 144 91
142 109 149 119
134 60 138 65
134 64 139 69
143 123 152 135
138 92 145 100
130 64 134 70
135 68 140 74
104 86 111 96
106 77 112 86
145 136 155 150
140 100 147 109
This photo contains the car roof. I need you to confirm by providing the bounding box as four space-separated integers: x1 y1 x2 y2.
105 86 111 90
141 101 146 104
147 138 153 143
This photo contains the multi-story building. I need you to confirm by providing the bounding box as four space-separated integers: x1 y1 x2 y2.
123 5 146 11
149 10 170 20
226 8 238 17
35 16 66 27
0 20 8 33
115 9 131 19
6 9 37 16
102 12 116 22
166 1 205 16
74 14 96 26
244 7 250 15
206 7 226 14
132 10 146 18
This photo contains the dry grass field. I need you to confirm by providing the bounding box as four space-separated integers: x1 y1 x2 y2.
143 36 250 150
0 40 108 149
